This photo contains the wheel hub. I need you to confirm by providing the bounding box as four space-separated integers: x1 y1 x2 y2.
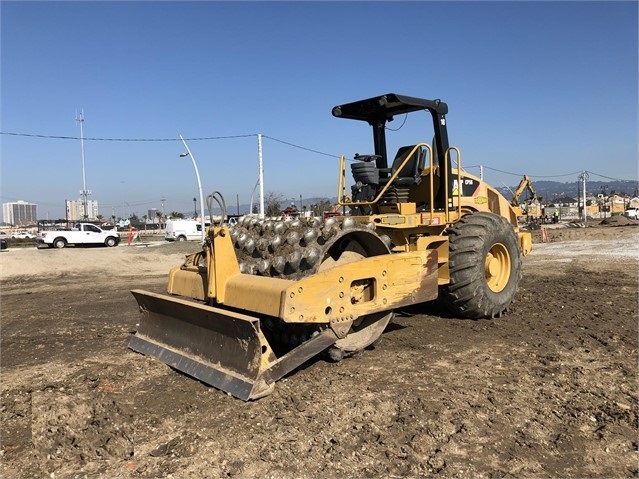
485 243 511 293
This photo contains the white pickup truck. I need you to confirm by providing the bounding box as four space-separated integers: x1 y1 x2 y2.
38 223 121 249
623 207 639 220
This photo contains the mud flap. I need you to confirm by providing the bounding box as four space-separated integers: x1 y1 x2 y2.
128 290 340 401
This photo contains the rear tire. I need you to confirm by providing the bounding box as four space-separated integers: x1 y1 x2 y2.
53 238 66 249
177 235 186 242
440 212 522 319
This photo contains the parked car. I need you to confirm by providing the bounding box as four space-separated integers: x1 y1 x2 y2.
11 231 36 239
623 208 639 219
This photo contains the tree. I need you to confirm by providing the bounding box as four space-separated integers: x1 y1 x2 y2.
130 213 140 223
155 211 163 224
170 211 184 219
311 199 333 217
264 192 285 217
96 214 104 222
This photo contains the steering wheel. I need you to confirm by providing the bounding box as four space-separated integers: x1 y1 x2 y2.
353 154 381 163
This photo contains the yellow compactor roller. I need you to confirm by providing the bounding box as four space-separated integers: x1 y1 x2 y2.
129 93 532 400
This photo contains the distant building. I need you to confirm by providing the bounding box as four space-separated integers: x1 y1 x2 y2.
148 208 160 222
2 200 38 226
553 196 577 206
607 194 628 214
66 199 99 220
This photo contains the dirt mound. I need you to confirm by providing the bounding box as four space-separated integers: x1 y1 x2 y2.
599 215 637 226
530 222 637 243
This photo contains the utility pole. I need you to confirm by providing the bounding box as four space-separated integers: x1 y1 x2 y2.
257 134 265 219
76 110 90 219
161 197 165 229
578 170 589 223
601 185 608 218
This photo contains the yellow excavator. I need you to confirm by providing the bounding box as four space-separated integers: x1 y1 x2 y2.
510 175 538 218
129 93 532 400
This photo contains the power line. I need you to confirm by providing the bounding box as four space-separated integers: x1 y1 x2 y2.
0 130 341 158
101 199 160 208
482 165 583 179
0 131 257 142
3 130 634 180
585 170 638 183
261 135 338 158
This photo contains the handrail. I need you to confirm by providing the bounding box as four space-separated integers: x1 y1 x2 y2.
337 154 348 204
443 146 462 222
428 146 435 219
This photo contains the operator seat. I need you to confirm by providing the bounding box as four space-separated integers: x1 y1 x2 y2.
379 145 426 205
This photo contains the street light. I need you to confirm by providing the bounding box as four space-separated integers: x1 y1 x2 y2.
179 134 206 243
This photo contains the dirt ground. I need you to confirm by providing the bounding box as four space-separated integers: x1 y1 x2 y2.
1 221 637 478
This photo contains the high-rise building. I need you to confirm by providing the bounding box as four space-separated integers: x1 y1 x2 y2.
65 199 99 220
2 200 38 225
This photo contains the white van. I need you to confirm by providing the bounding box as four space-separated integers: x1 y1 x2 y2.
164 219 211 242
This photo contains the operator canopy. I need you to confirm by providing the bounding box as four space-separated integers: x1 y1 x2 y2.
332 93 448 124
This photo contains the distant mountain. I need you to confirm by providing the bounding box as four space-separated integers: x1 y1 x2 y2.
188 182 638 217
497 180 638 203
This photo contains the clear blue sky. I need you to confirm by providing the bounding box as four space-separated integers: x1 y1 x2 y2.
1 1 637 220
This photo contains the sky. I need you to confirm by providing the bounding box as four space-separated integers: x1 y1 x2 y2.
1 0 638 221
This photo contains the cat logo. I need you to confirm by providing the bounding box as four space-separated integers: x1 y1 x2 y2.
452 178 475 196
474 197 488 204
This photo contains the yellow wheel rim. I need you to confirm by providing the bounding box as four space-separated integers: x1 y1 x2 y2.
484 243 511 293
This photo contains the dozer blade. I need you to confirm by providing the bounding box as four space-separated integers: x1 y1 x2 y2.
129 289 277 400
128 290 340 401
